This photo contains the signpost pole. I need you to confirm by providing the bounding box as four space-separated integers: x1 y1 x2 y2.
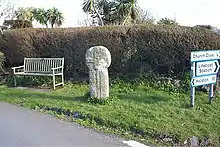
191 50 220 106
209 84 214 104
190 62 195 107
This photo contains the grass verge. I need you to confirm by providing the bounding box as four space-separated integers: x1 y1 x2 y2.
0 83 219 146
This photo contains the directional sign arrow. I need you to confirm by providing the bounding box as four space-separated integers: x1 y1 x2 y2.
214 61 219 72
195 60 219 76
192 79 195 85
191 74 217 87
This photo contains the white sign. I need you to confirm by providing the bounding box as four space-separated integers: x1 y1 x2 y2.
196 60 219 76
191 74 217 87
191 50 220 62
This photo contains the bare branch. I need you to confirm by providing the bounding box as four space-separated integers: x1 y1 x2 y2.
0 0 15 20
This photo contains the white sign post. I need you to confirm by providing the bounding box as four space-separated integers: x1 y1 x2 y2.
190 50 220 107
190 62 195 107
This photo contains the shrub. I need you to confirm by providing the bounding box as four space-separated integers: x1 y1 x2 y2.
1 25 220 81
3 20 33 29
0 51 5 68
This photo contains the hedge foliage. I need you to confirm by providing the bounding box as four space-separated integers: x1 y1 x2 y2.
1 25 220 81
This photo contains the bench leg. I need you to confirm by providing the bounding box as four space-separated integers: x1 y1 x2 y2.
13 75 17 87
52 75 56 90
62 74 64 86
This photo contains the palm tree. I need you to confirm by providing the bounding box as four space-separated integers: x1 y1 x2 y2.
47 7 64 28
81 0 139 26
101 0 118 25
82 0 104 26
32 8 49 28
115 0 138 25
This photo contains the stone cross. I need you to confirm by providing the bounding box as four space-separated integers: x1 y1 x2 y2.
85 46 111 99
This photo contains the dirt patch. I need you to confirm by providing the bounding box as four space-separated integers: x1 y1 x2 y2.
13 87 52 93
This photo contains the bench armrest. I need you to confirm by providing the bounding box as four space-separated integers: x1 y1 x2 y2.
51 66 63 74
12 65 24 70
12 65 24 74
51 66 63 70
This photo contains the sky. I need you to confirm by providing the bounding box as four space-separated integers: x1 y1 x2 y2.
8 0 220 28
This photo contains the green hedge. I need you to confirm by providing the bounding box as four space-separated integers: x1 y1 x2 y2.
1 25 220 81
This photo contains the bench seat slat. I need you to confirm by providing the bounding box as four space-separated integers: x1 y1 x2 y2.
14 72 53 76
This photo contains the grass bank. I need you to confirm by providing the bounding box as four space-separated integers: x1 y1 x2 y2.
0 82 219 146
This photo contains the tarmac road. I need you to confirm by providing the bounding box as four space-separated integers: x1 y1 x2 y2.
0 102 128 147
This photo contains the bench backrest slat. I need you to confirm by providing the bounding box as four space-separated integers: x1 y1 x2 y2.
24 58 64 73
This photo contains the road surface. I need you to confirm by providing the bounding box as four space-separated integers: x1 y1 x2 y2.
0 102 128 147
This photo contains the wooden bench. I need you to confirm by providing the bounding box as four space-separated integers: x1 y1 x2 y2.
12 58 64 89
